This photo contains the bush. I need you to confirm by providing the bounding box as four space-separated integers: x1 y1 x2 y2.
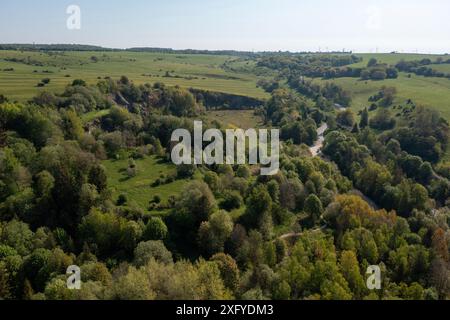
369 109 396 130
127 159 138 177
117 194 128 206
369 103 378 111
72 79 87 87
134 241 173 266
0 94 8 104
152 195 162 204
219 191 243 211
371 70 387 81
336 110 355 128
176 164 196 179
236 165 251 179
143 218 168 241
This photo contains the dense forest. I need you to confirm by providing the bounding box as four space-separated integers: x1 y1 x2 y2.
0 51 449 301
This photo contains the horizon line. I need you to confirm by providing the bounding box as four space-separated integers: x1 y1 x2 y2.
0 43 447 55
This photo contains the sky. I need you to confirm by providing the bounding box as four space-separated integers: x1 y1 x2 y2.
1 0 449 53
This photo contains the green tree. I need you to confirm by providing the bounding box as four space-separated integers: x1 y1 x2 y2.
1 220 33 256
204 171 220 193
198 211 234 256
360 108 369 128
211 253 240 291
61 109 84 141
134 241 173 266
267 180 280 203
336 110 355 128
79 209 127 258
242 185 273 230
167 87 202 117
369 109 396 130
0 262 11 299
367 58 378 67
109 266 155 300
340 250 366 298
143 217 168 241
219 191 243 211
304 194 323 226
88 165 108 192
175 181 216 224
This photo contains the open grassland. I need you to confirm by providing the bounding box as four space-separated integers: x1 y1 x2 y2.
102 111 263 214
2 50 450 120
312 73 450 120
0 50 269 101
338 53 450 119
102 155 192 215
431 64 450 73
205 109 263 129
351 53 449 67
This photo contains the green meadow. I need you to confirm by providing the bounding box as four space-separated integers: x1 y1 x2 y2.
328 53 450 119
205 109 263 129
102 109 263 212
1 49 449 120
102 155 194 216
431 64 450 73
0 50 269 102
311 63 450 120
352 53 449 67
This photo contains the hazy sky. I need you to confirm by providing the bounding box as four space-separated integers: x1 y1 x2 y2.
1 0 449 53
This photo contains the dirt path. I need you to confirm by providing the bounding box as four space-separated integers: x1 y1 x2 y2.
278 225 327 241
309 106 346 156
309 123 328 157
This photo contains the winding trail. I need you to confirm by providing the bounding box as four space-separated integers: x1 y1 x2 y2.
309 122 328 157
308 106 381 210
279 107 383 241
309 105 347 157
278 225 327 242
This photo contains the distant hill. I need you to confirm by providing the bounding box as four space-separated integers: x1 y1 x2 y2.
0 44 258 57
0 43 116 51
0 43 354 56
126 47 258 57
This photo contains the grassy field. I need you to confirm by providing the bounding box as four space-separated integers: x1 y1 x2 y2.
0 50 269 102
205 109 263 129
319 53 450 119
312 72 450 120
102 110 263 214
102 155 192 215
431 64 450 73
2 49 450 120
351 53 449 67
81 109 110 123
